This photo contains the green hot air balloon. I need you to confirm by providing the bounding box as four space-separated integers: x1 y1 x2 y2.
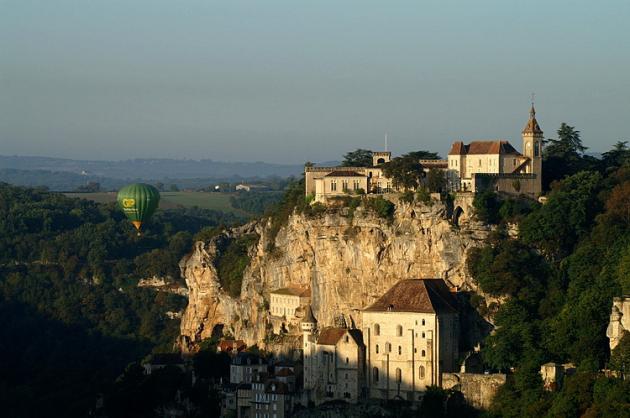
117 183 160 234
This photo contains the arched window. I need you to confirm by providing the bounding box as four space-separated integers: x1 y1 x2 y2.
345 335 349 343
345 357 349 364
422 332 425 339
421 350 426 357
396 325 403 337
375 344 379 354
386 342 392 353
421 319 425 326
398 346 402 355
396 368 402 383
419 366 425 378
373 367 379 382
374 324 380 336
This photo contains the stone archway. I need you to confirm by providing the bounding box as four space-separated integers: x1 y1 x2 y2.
453 206 465 226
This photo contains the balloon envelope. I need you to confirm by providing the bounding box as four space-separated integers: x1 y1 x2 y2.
116 183 160 232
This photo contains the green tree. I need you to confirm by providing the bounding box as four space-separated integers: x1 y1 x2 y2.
609 332 630 378
341 149 373 167
403 150 441 160
520 171 602 260
545 123 587 157
472 190 501 224
601 141 630 171
382 156 424 190
426 168 446 193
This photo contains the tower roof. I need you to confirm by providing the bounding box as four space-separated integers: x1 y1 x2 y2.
448 140 520 156
364 278 458 314
301 305 317 324
522 105 543 135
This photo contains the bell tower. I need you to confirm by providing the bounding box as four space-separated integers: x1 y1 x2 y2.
522 103 543 194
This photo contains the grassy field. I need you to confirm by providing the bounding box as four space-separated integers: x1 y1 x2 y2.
64 191 250 215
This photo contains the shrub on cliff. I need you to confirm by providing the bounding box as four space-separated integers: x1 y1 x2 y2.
364 196 395 220
215 234 259 298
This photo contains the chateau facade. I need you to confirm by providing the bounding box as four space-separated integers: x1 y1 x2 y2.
304 106 543 201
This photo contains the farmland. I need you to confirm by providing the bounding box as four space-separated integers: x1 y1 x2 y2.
64 191 251 216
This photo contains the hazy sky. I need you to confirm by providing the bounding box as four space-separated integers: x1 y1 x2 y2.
1 0 629 163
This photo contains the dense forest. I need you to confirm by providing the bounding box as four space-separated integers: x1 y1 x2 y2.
0 185 243 416
467 130 630 417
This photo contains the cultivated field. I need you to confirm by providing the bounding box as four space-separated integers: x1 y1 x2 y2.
64 191 249 215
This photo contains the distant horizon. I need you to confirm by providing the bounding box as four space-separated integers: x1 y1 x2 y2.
0 133 607 166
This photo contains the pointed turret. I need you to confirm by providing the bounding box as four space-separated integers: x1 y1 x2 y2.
301 305 317 334
521 103 544 195
522 104 543 135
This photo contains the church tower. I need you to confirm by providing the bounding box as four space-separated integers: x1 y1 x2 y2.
522 104 543 195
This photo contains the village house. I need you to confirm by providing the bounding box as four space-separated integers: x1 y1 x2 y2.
269 286 311 334
230 352 268 385
301 307 366 405
361 279 460 401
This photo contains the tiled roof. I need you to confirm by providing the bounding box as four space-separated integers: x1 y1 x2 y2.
324 170 365 177
363 279 458 314
317 328 347 345
271 286 311 298
448 140 520 156
449 142 466 155
218 339 247 352
316 327 364 347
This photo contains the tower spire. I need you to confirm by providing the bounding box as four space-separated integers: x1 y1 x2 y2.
530 92 536 118
522 96 543 135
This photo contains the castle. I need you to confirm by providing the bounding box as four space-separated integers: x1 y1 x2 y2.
305 106 544 202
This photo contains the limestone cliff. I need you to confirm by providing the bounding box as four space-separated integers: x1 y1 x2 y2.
178 198 489 352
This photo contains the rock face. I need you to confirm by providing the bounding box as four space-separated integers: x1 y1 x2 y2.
178 199 489 352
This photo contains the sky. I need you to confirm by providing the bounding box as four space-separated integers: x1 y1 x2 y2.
1 0 629 164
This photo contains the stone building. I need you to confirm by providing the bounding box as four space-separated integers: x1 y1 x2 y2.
361 279 459 401
447 105 543 196
305 151 393 203
302 307 366 404
270 287 310 320
251 380 293 418
230 352 268 385
269 286 311 334
607 296 630 351
305 105 544 202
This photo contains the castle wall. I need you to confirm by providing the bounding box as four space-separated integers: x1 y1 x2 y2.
441 372 506 410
